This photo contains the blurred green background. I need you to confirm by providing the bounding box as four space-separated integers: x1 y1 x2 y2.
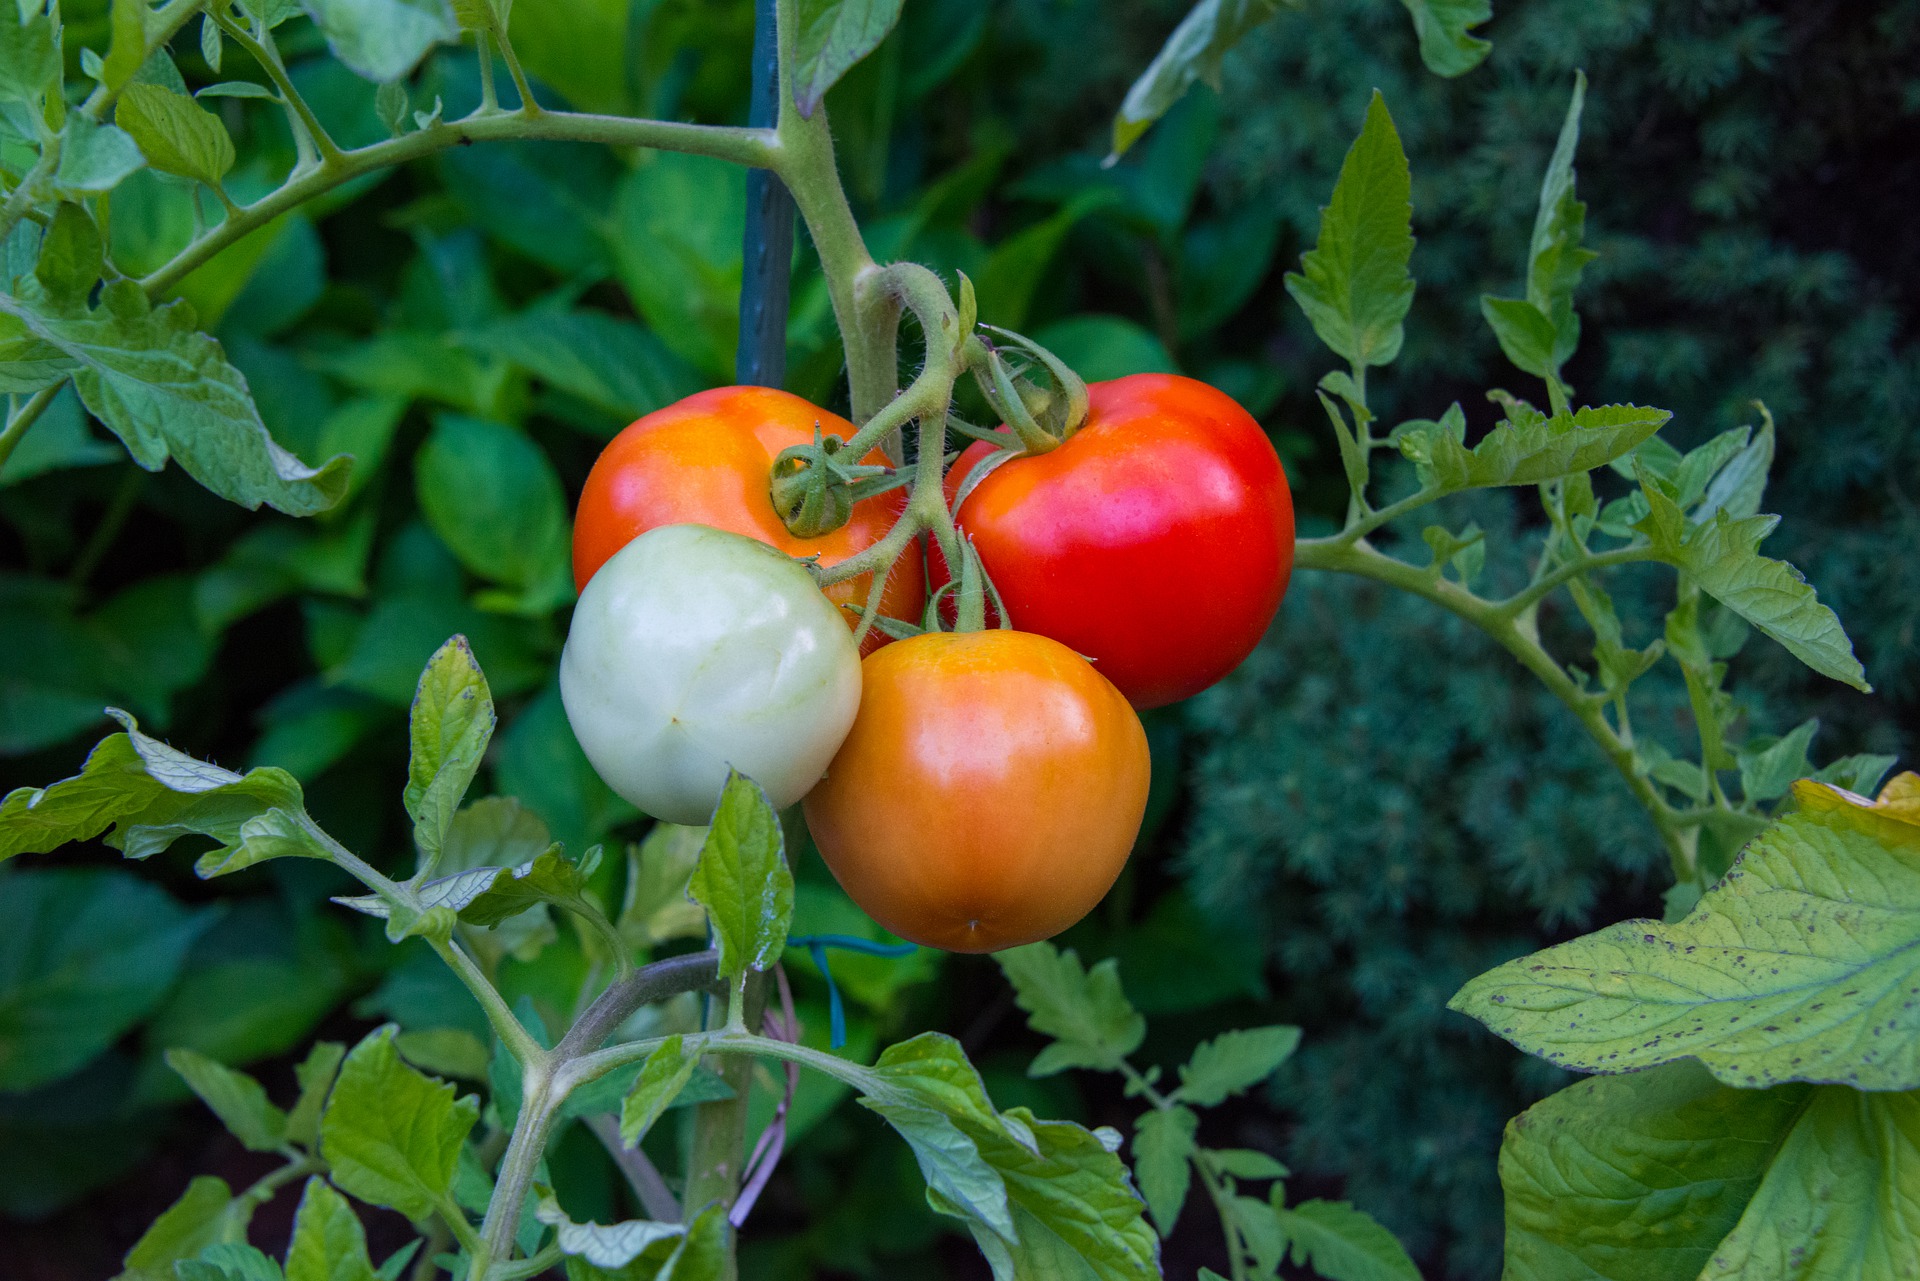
3 0 1914 1276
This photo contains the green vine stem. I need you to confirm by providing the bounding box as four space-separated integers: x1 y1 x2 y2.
683 972 770 1281
209 7 345 168
1113 1062 1250 1281
1294 534 1699 884
0 383 64 475
141 109 774 297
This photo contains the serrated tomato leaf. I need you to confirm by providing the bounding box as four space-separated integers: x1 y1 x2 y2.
1452 780 1920 1088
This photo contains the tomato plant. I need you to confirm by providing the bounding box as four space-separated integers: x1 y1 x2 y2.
559 523 861 825
0 0 1908 1279
804 628 1150 952
941 373 1296 708
572 386 925 645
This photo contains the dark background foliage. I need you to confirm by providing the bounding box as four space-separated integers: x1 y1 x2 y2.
2 0 1913 1276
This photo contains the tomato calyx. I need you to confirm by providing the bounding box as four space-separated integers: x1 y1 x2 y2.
964 325 1090 455
769 426 894 537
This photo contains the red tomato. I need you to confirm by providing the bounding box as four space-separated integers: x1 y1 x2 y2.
573 387 925 645
941 374 1294 708
803 629 1150 953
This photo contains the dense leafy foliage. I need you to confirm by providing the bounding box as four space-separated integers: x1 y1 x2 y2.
1 0 1913 1276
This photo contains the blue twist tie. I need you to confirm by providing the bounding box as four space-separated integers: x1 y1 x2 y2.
787 933 917 1049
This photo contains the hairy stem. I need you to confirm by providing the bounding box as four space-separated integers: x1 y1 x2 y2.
552 950 722 1062
472 1064 558 1281
0 145 58 245
769 36 889 422
212 10 343 166
429 933 546 1068
1118 1062 1247 1281
683 971 769 1271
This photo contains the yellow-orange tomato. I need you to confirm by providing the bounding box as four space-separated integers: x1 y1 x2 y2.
571 387 925 647
802 630 1150 953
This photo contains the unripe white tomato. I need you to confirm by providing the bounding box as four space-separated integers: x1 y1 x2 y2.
559 523 861 824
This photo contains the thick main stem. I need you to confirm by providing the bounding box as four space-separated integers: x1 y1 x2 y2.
767 0 891 422
473 1065 559 1280
683 972 770 1281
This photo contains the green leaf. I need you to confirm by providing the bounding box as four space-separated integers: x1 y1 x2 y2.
618 824 710 950
118 1176 239 1281
1174 1025 1301 1107
0 4 60 104
328 593 546 709
0 281 350 515
1397 0 1491 77
164 1049 288 1152
544 1198 725 1280
1738 718 1819 804
618 1034 701 1146
1108 0 1286 162
1635 485 1869 691
611 152 743 378
1451 783 1920 1088
1132 1106 1196 1234
373 1245 420 1281
792 0 907 117
116 83 236 188
414 415 571 612
0 713 332 877
976 189 1120 333
394 1027 490 1080
405 635 495 868
995 942 1146 1076
285 1041 346 1148
862 1034 1159 1280
284 1177 378 1281
1477 295 1558 380
1426 403 1671 491
433 796 561 960
535 1185 688 1268
688 771 794 983
495 678 637 855
96 0 148 97
319 1026 479 1221
445 843 601 931
54 115 147 195
35 203 105 309
500 0 629 114
1527 72 1593 336
317 332 508 418
1284 92 1415 370
200 13 223 73
175 1243 285 1281
1698 410 1775 521
1273 1199 1420 1281
298 0 459 83
1207 1148 1289 1181
0 869 209 1091
1814 754 1900 798
1500 1061 1920 1281
458 309 699 425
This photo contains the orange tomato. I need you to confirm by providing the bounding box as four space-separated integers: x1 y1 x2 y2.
802 629 1150 953
571 386 925 645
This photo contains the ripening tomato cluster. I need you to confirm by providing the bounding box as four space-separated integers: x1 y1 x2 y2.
561 374 1294 953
